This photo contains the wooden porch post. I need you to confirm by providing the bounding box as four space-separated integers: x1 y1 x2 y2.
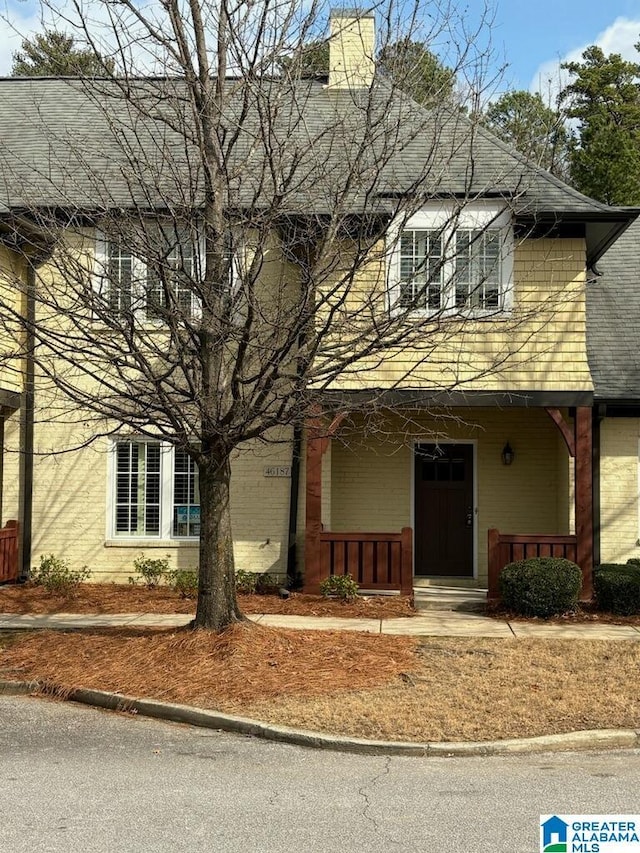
303 424 324 594
400 527 413 596
487 527 501 600
575 406 593 598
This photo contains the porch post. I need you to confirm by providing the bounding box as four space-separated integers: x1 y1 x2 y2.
575 406 593 598
303 423 324 594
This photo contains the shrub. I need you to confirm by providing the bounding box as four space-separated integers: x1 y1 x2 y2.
168 569 199 599
31 554 91 595
594 563 640 615
235 569 258 594
499 557 582 617
130 555 170 588
319 573 359 601
255 572 278 595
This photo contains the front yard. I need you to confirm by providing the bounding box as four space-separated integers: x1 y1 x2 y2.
1 623 639 743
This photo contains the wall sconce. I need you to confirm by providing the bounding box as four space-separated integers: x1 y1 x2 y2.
501 441 515 466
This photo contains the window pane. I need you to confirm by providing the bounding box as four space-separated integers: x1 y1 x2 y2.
173 448 200 537
455 229 502 309
398 229 443 310
145 233 199 320
114 441 161 537
107 243 133 312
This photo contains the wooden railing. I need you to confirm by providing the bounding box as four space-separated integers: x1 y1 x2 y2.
0 520 19 584
319 527 413 595
487 528 578 599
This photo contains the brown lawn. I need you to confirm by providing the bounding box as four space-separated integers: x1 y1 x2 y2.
2 625 640 742
0 583 415 619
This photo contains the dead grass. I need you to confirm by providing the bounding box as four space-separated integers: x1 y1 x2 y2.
243 637 640 741
2 627 640 742
0 584 415 619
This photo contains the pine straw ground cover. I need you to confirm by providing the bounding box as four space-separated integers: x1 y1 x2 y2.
2 626 640 742
0 584 415 618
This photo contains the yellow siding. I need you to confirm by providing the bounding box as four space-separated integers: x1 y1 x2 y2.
600 418 640 565
325 237 592 393
328 408 572 585
0 246 25 397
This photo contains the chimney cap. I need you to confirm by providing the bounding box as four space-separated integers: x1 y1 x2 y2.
330 7 375 19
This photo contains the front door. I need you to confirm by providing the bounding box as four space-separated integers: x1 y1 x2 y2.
414 443 474 576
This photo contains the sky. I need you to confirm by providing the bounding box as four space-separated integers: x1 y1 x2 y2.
493 0 640 93
0 0 638 90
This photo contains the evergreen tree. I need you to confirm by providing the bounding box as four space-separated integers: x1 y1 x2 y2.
483 90 569 176
560 44 640 205
12 31 114 77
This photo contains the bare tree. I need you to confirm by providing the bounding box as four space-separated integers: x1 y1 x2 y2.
0 0 548 630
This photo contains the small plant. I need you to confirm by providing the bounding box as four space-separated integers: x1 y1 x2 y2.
594 563 640 615
499 557 582 617
168 569 199 599
235 569 258 594
255 572 278 595
319 573 359 601
31 554 90 595
130 555 170 588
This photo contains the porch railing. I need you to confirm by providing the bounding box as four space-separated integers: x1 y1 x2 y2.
0 520 19 584
487 528 578 599
319 527 413 595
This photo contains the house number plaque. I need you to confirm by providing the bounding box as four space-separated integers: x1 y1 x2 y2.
263 466 292 477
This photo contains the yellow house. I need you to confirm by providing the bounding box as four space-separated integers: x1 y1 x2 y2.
0 10 638 601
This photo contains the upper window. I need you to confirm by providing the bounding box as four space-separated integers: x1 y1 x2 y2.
389 203 513 315
110 439 200 540
95 227 231 321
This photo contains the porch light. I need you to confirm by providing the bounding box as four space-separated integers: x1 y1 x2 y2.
501 441 515 466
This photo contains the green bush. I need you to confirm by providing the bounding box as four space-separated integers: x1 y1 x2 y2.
319 573 359 601
31 554 90 595
499 557 582 617
594 563 640 615
235 569 258 594
255 572 278 595
168 569 199 599
130 555 170 588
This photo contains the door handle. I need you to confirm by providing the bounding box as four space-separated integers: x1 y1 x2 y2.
465 507 473 527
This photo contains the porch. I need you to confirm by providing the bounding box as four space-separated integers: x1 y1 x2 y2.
303 403 593 599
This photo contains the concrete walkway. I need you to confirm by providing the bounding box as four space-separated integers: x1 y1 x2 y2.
1 610 639 639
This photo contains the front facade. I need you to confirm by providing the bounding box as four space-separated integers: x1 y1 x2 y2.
0 12 638 595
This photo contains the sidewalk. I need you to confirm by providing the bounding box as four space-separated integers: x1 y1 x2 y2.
1 610 639 639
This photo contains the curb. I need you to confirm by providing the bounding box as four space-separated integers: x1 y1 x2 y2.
2 679 639 756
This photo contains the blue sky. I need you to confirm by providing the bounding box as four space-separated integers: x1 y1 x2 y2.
493 0 640 91
0 0 639 87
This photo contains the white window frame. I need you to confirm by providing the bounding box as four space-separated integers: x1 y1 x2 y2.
388 201 514 317
94 228 236 323
107 438 200 541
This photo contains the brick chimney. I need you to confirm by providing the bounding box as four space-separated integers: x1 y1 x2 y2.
328 8 375 89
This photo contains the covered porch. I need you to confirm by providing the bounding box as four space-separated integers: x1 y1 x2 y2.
303 397 593 599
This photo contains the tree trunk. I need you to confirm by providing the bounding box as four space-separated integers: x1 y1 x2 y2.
193 451 245 631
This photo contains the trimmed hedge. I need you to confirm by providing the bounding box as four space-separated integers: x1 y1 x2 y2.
499 557 582 617
594 562 640 615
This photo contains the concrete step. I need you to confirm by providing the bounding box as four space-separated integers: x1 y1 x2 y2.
413 585 487 613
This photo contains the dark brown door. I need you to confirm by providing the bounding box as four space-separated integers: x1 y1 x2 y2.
414 443 474 576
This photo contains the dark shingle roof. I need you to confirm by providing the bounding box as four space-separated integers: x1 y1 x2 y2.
0 76 635 263
587 218 640 401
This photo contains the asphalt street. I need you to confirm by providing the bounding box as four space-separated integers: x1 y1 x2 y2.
1 695 639 852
